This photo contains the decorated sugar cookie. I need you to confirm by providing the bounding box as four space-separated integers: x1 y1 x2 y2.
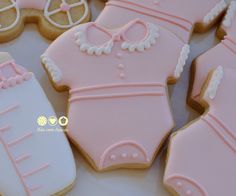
0 0 90 42
41 18 190 171
0 53 76 195
189 0 236 112
164 66 236 196
96 0 228 43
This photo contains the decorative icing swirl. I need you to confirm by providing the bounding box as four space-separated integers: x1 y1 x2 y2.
0 0 20 32
203 0 227 24
174 44 190 78
75 21 159 56
41 54 62 83
121 23 159 52
223 1 236 28
206 66 224 100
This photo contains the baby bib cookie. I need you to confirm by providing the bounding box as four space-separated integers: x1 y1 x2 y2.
41 18 190 171
96 0 228 43
188 0 236 113
0 0 90 42
164 66 236 196
0 52 76 195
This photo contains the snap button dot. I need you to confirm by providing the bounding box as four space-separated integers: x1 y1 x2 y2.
121 153 127 158
186 190 192 195
120 73 125 79
132 153 138 158
116 53 123 59
176 181 182 187
118 64 125 69
110 155 116 160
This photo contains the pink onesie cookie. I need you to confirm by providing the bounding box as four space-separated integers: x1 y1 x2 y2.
41 18 190 171
0 53 76 195
96 0 227 43
189 0 236 112
0 0 90 42
164 66 236 196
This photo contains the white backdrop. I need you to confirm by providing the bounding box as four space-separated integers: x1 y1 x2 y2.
0 1 221 195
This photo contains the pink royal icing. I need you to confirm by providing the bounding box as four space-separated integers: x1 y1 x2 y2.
96 0 227 43
41 18 190 170
165 67 236 196
190 2 236 107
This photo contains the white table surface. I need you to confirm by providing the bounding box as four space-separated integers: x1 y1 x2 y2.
0 1 221 195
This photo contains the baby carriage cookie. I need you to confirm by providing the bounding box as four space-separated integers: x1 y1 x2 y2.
0 52 76 195
0 0 90 42
164 66 236 196
41 18 190 171
189 0 236 112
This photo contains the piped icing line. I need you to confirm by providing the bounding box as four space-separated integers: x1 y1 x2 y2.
99 140 149 169
0 104 19 116
223 1 236 28
22 163 50 178
121 23 159 52
44 0 89 29
70 82 165 94
14 154 31 164
174 44 190 78
107 0 192 32
0 125 11 133
0 134 31 196
201 116 236 154
69 92 165 102
75 25 114 56
0 60 32 89
203 0 227 24
41 54 62 83
75 20 160 55
165 175 208 196
205 66 223 100
7 132 33 147
0 0 20 32
208 113 236 140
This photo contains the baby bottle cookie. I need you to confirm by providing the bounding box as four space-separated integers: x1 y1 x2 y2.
0 52 76 196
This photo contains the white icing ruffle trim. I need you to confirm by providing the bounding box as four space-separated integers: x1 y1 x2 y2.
75 22 159 56
206 66 224 100
203 0 227 24
174 44 190 78
41 54 62 83
223 1 236 28
121 23 159 52
75 31 114 56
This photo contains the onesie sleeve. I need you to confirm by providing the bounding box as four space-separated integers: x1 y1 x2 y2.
41 24 88 88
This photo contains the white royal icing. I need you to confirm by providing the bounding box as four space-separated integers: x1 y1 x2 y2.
223 1 236 28
44 0 89 29
41 54 62 83
0 0 20 32
75 22 159 56
174 44 190 78
121 23 159 52
206 66 224 100
0 74 76 195
75 30 114 56
203 0 227 24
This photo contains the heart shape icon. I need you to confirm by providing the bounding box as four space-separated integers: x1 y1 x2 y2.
48 116 57 126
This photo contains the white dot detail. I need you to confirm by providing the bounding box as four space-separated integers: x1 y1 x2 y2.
186 190 192 195
110 155 116 160
121 153 127 158
132 153 138 158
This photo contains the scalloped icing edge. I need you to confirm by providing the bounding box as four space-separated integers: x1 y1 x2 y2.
174 44 190 78
75 22 159 56
203 0 227 25
205 66 224 100
223 0 236 28
121 23 159 52
41 54 62 83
